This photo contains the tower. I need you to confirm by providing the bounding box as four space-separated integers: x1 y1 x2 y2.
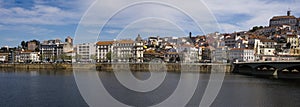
287 10 291 16
134 34 144 62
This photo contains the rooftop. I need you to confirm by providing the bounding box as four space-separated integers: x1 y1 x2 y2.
96 41 114 46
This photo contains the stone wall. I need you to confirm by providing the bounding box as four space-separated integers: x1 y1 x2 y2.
0 63 233 72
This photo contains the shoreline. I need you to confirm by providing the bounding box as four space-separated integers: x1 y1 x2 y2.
0 63 233 73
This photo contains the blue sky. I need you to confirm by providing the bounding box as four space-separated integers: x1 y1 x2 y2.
0 0 299 47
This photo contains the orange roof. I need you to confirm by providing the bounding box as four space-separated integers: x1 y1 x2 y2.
96 41 114 45
287 34 297 37
260 38 275 42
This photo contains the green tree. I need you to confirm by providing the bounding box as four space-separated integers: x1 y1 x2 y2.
21 41 26 49
249 26 264 32
106 51 112 61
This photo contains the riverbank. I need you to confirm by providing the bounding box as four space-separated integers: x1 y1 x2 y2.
0 63 233 72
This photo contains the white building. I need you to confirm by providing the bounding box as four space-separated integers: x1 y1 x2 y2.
96 41 114 62
76 43 97 62
133 35 144 63
177 44 198 63
212 46 229 63
113 40 134 62
229 48 255 62
287 34 299 49
16 51 40 63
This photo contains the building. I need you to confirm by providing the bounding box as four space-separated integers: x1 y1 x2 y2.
40 39 64 62
212 46 229 63
177 44 198 63
96 41 114 62
269 11 299 30
0 46 17 63
229 48 255 62
224 34 236 48
27 40 39 51
15 51 40 63
133 35 144 63
0 53 9 63
113 40 134 62
40 37 73 62
287 34 299 49
76 42 97 62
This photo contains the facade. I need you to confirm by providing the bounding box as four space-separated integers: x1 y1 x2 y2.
15 51 40 63
286 34 299 49
212 46 229 62
229 48 255 62
177 44 198 63
133 35 144 63
76 42 97 62
0 53 9 63
27 41 39 51
224 34 236 48
40 37 73 62
40 40 64 62
96 41 114 62
269 11 299 30
113 40 134 62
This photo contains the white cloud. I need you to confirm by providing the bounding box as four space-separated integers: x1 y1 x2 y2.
75 0 221 43
0 0 95 25
203 0 300 32
0 5 79 25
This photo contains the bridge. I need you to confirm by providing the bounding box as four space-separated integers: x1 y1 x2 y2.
233 61 300 79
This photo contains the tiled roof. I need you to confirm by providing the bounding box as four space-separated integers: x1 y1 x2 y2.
117 40 134 44
271 16 297 20
260 38 275 42
96 41 114 45
287 34 297 37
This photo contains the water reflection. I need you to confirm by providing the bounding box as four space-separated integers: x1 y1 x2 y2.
0 68 73 76
1 69 300 106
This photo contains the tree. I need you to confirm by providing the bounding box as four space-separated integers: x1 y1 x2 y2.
90 54 97 62
106 51 112 61
249 26 264 32
21 41 26 49
73 53 82 62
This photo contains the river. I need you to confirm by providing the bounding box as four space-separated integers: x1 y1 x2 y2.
1 69 300 107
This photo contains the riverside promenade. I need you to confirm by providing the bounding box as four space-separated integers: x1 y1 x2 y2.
0 63 232 73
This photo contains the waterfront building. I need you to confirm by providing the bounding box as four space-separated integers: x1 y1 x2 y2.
177 44 199 63
229 48 255 62
15 51 40 63
96 41 114 62
0 53 9 63
75 42 97 62
212 46 229 62
0 46 18 63
113 40 134 62
40 37 73 62
40 40 64 62
133 35 144 63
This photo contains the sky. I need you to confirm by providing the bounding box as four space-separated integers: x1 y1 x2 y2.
0 0 299 47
